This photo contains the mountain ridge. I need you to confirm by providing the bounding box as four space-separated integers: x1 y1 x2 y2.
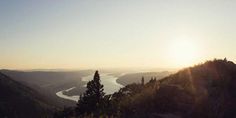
0 72 56 118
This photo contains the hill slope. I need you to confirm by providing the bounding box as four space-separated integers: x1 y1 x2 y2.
110 59 236 118
50 59 236 118
0 72 55 118
159 59 236 118
0 70 94 107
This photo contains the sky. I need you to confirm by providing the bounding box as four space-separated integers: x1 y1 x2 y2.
1 0 236 70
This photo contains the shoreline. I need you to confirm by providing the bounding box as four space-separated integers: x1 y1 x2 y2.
56 73 124 102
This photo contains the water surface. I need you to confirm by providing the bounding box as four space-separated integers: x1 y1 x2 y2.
56 74 124 102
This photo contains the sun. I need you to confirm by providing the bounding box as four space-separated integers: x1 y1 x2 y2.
168 39 200 67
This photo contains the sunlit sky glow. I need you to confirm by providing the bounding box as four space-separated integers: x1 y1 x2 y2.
1 0 236 70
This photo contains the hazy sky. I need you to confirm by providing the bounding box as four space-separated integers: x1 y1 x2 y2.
1 0 236 69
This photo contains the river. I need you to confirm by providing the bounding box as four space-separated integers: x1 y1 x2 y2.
56 74 124 102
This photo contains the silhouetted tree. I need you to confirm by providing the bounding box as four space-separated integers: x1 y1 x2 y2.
141 76 144 86
154 77 157 81
224 57 227 62
76 70 105 116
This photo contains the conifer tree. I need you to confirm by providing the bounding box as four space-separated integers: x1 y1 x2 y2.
141 76 145 86
76 70 105 116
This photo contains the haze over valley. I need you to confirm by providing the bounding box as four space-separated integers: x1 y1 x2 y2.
1 0 236 118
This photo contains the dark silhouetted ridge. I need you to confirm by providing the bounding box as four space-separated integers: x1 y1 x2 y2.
0 72 55 118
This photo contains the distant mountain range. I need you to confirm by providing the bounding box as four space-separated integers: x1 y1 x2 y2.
0 69 94 107
117 71 172 86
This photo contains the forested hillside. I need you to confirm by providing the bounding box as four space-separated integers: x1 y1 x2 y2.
56 59 236 118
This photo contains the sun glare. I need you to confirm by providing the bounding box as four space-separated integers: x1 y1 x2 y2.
168 39 200 67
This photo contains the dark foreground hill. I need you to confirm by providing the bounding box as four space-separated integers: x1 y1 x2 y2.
0 72 55 118
110 59 236 118
55 59 236 118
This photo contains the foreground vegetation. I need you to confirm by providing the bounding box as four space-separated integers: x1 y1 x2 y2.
55 59 236 118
